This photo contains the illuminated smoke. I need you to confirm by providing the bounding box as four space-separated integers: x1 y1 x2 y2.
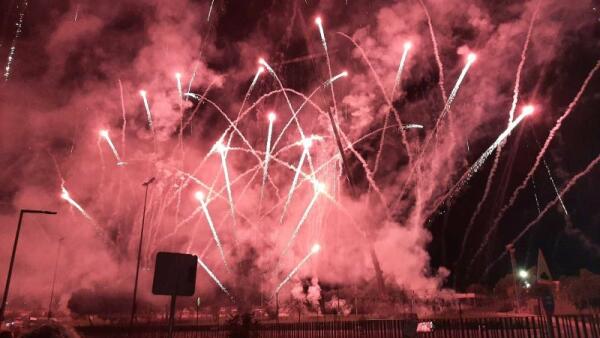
275 243 321 295
281 181 324 259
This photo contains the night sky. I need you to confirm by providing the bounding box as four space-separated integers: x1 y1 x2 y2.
0 0 599 311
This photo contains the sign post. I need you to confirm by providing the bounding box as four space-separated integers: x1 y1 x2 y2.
152 252 197 338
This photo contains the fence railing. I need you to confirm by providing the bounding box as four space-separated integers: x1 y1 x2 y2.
75 314 600 338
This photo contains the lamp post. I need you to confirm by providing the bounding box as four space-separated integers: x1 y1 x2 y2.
129 177 155 330
47 237 65 319
0 209 57 323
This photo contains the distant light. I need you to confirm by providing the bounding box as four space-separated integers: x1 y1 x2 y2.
518 269 529 279
315 17 322 26
311 243 321 254
524 282 531 289
404 41 412 50
467 53 477 63
268 112 277 122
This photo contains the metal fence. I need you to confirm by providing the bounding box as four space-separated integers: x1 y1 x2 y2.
76 314 600 338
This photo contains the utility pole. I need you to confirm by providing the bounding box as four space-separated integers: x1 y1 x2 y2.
129 177 155 330
0 209 57 323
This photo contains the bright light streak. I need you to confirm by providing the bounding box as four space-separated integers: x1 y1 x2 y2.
197 258 234 302
392 41 412 98
275 243 321 295
99 130 123 164
213 143 236 225
323 71 348 87
139 90 154 132
260 112 276 204
280 141 311 223
60 187 92 220
446 107 532 201
281 182 323 257
175 72 183 98
195 192 229 270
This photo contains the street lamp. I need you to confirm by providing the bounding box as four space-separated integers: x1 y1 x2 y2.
0 209 57 323
129 177 155 329
518 269 529 279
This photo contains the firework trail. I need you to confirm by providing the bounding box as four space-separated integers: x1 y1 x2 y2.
418 0 447 102
195 191 229 271
440 106 533 207
99 130 124 165
441 53 476 122
60 186 92 221
207 0 216 22
259 112 277 206
281 182 323 259
197 257 235 302
275 244 321 295
481 153 600 279
531 177 542 214
337 32 412 159
455 108 535 270
270 72 347 153
468 61 599 269
392 42 412 99
374 41 412 175
323 70 348 87
239 66 264 117
532 133 569 215
455 10 540 269
3 0 28 81
139 90 154 134
508 2 540 123
280 138 312 223
118 79 127 157
212 141 237 227
175 72 183 98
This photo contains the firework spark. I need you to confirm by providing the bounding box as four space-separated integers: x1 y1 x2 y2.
60 186 92 220
139 90 154 133
175 72 183 98
99 130 124 165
